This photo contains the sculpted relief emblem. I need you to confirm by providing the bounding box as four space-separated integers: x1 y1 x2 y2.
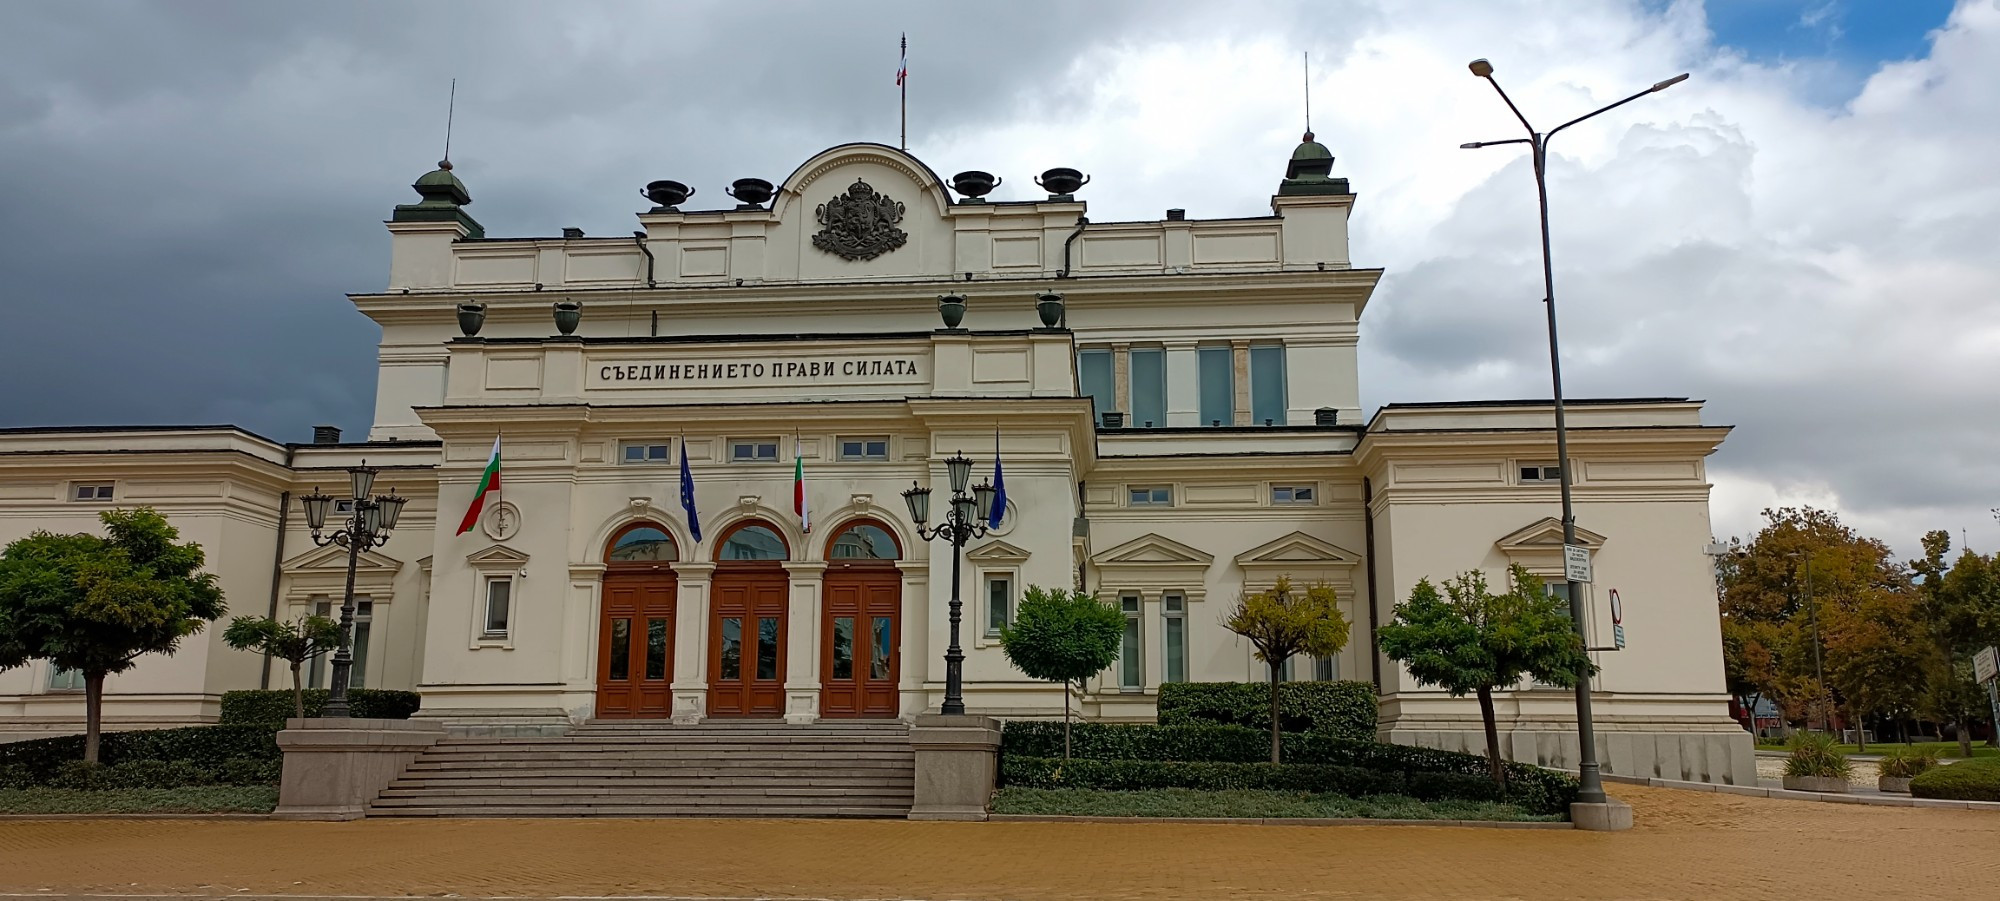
813 179 908 261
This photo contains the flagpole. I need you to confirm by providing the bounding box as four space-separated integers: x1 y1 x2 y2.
899 32 907 150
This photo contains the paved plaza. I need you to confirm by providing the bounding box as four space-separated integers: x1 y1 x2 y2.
1 785 1998 900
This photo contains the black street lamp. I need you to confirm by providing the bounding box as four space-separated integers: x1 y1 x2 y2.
299 464 407 718
1459 58 1687 806
902 452 999 716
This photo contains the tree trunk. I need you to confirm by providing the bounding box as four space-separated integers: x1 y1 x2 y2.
1476 685 1504 787
83 671 105 765
1851 703 1866 754
1958 717 1975 758
1063 679 1073 761
1268 658 1283 764
291 659 306 720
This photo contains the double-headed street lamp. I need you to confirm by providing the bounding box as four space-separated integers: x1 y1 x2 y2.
902 452 999 716
1459 58 1688 806
299 464 407 719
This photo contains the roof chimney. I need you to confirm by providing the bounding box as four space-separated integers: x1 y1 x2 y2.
312 425 342 445
561 227 585 239
1165 208 1186 221
1314 407 1338 426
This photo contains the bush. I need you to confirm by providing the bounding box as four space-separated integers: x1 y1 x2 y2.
1003 721 1271 763
1157 681 1376 741
1878 746 1940 779
0 725 280 786
1001 756 1408 796
1909 757 2000 802
1783 731 1853 780
218 688 421 726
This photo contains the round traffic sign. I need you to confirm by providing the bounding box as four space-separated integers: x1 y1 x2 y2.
1608 589 1622 625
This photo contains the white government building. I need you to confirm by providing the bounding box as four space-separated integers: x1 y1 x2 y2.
0 137 1754 784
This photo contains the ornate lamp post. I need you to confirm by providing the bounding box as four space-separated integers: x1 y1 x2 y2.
1458 57 1687 806
298 464 407 718
902 452 999 716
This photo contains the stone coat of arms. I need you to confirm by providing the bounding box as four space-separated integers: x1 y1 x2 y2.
813 179 908 261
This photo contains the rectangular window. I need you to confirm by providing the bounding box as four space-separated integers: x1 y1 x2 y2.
1197 346 1233 426
483 579 511 637
720 617 742 680
309 600 332 687
1280 655 1336 682
609 618 631 681
48 667 85 691
351 600 372 689
985 574 1013 637
645 618 668 680
871 617 892 680
621 441 672 464
729 440 780 462
1272 484 1317 505
1079 349 1115 426
1128 486 1172 507
1520 463 1564 483
1250 345 1287 425
838 437 890 461
70 483 114 502
1130 348 1166 428
334 499 356 515
1314 654 1337 681
756 617 780 680
1120 594 1143 690
1163 592 1187 684
832 616 855 680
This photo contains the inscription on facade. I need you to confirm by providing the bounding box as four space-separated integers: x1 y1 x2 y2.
593 357 923 385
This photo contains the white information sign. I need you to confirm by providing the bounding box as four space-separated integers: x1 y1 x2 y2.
1975 646 1999 685
1564 544 1593 584
1613 624 1627 651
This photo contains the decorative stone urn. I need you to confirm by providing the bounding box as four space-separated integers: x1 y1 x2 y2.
949 170 1001 202
455 302 486 337
1034 167 1089 199
1878 775 1913 794
937 294 967 330
1035 291 1064 328
1781 775 1849 793
726 177 775 209
553 300 583 336
643 179 694 211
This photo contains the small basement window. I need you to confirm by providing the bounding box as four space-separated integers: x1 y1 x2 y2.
70 483 114 502
1272 485 1316 504
622 441 672 464
1128 486 1172 507
730 440 781 463
838 437 890 461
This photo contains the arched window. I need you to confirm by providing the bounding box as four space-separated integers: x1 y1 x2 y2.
718 523 788 562
608 524 676 563
828 522 900 561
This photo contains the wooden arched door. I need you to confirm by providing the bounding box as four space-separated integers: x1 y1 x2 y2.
708 521 790 718
821 520 901 718
597 523 678 719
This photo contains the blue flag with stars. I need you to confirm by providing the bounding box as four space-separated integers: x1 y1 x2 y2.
988 441 1007 529
680 442 702 542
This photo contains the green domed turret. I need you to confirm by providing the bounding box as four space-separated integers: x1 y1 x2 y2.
392 159 484 237
1279 131 1350 196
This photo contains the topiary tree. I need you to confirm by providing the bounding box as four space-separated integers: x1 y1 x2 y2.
1223 576 1351 763
222 614 345 720
0 508 226 763
998 585 1124 760
1379 566 1594 787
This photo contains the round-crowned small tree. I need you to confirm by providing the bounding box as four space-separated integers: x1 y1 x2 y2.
998 586 1124 760
223 613 346 720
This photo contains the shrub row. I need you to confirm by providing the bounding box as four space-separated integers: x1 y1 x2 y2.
1156 681 1376 741
1909 757 2000 803
0 724 281 785
1000 756 1507 804
218 688 421 726
998 721 1578 815
0 757 281 791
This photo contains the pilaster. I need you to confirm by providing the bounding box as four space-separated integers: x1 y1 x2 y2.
1164 342 1198 427
669 561 715 724
781 561 827 724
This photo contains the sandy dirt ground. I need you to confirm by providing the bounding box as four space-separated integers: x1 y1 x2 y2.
1 784 1997 901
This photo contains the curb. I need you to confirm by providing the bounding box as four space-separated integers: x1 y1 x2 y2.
0 812 272 821
1605 774 2000 811
987 813 1571 829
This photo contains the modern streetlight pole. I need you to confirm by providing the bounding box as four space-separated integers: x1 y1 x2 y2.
903 452 999 716
299 464 408 718
1460 58 1688 805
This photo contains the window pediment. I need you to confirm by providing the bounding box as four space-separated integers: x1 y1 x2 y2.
466 544 532 568
1091 533 1214 569
1233 532 1361 568
1091 534 1213 603
283 543 402 574
283 544 401 604
1495 517 1607 553
966 540 1031 564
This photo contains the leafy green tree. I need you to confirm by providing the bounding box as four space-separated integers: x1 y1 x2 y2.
1913 532 2000 756
222 614 345 720
998 585 1124 759
1823 586 1929 753
0 508 226 763
1379 566 1594 786
1223 576 1350 763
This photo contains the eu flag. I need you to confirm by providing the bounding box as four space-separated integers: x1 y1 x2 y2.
988 448 1007 529
680 442 702 542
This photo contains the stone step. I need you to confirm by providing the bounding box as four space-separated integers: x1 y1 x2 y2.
369 805 907 818
396 770 910 784
424 741 914 753
378 786 913 801
407 755 913 768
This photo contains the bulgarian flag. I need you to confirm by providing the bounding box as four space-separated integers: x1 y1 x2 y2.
793 437 810 533
456 436 501 536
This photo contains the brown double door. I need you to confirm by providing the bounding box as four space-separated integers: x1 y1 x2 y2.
707 568 788 717
821 568 900 718
596 571 676 719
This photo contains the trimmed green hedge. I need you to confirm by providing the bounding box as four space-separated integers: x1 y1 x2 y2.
0 725 281 788
218 688 421 726
0 757 281 790
1156 681 1376 741
1003 756 1405 796
1910 757 2000 802
998 721 1578 815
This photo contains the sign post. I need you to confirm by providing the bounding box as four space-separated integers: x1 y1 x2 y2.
1609 589 1625 651
1564 544 1593 584
1976 646 2000 744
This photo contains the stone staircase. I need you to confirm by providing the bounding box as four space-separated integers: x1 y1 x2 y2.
368 720 915 818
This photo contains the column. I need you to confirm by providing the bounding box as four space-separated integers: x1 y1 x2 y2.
781 561 827 725
898 560 931 720
1164 342 1198 427
668 562 714 724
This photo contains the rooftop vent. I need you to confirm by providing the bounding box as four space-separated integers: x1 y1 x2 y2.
312 425 342 445
561 227 585 239
1166 208 1186 220
1314 407 1338 426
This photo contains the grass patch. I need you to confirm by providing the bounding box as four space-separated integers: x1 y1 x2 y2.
990 787 1561 822
0 786 277 815
1754 740 1997 759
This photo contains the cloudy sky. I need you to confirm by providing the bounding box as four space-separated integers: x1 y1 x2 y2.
2 0 1994 557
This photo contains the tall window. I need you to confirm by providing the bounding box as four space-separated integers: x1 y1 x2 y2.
483 578 512 637
1197 346 1233 426
1250 344 1287 426
1079 349 1114 426
1163 592 1187 683
1130 347 1165 429
1120 594 1143 690
308 598 373 688
985 574 1013 637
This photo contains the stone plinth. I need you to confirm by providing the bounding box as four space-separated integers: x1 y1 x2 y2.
273 717 446 821
1571 799 1634 831
908 714 1001 821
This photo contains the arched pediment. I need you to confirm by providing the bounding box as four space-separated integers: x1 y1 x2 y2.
778 142 953 217
1495 517 1608 553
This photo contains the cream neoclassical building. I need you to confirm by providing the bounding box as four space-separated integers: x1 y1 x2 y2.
0 138 1753 784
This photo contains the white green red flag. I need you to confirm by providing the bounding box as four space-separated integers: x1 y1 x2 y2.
793 437 810 533
455 436 501 536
